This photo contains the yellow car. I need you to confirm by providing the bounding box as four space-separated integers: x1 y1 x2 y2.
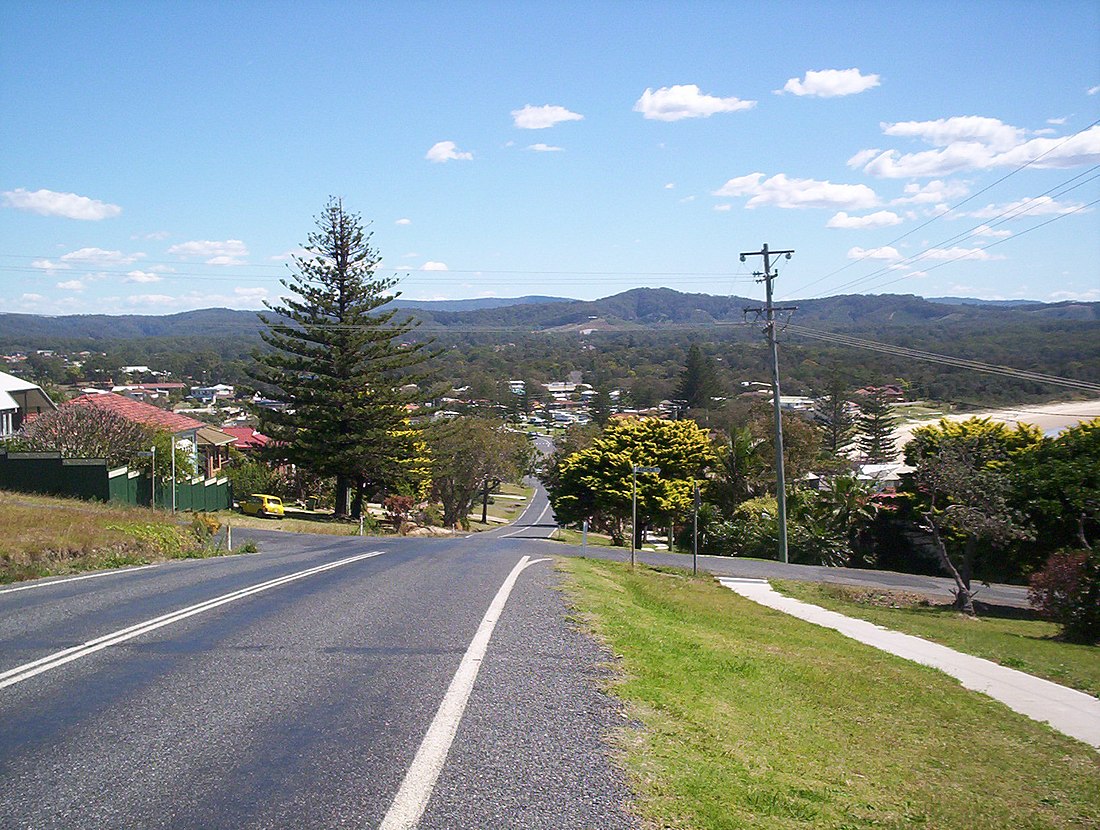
240 493 285 518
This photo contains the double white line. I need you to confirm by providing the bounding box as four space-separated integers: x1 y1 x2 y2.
0 549 385 691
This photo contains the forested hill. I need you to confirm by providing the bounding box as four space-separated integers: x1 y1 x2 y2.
1 289 1097 346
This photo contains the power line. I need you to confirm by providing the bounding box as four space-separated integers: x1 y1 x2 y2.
784 323 1100 393
781 120 1100 299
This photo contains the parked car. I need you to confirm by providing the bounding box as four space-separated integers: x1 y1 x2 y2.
240 493 284 518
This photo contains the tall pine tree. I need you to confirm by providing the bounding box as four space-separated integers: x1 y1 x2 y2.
674 343 723 412
814 373 857 456
856 387 898 463
251 198 430 517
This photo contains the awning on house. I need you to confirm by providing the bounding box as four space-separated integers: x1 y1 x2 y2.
196 426 236 447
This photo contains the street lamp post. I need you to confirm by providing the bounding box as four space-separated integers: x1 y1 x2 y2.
631 465 661 569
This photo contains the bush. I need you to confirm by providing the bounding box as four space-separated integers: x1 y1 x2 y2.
1028 549 1100 644
190 512 221 541
383 494 416 534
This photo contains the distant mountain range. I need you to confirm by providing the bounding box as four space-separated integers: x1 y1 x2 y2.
1 289 1096 346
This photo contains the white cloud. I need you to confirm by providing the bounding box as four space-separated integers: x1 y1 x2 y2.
426 141 473 162
511 104 583 129
1049 288 1100 301
664 183 675 190
31 259 71 271
1046 117 1067 126
167 239 249 264
124 270 163 283
971 225 1012 239
884 116 1025 151
826 210 902 229
713 173 764 196
233 287 268 300
1088 86 1100 96
20 293 44 303
634 84 756 121
132 230 171 240
779 68 880 97
527 143 564 152
57 279 85 291
678 195 696 203
60 247 144 265
421 261 449 271
713 204 732 211
713 172 879 210
2 188 122 220
395 218 412 225
923 246 1004 261
967 195 1087 219
854 119 1100 178
124 294 177 307
848 246 901 260
892 179 970 204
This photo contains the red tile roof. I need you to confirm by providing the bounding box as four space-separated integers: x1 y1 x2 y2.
221 426 271 449
64 393 206 435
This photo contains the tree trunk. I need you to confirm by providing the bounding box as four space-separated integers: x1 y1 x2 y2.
1078 513 1093 551
350 479 364 520
924 512 976 616
334 474 350 518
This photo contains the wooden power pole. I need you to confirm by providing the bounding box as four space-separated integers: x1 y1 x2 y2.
741 243 796 564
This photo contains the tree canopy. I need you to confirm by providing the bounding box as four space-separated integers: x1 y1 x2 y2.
548 418 714 545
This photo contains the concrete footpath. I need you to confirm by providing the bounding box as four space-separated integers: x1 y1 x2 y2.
719 577 1100 750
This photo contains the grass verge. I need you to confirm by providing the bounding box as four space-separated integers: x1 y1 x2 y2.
0 490 250 584
772 579 1100 697
562 557 1099 830
211 509 363 536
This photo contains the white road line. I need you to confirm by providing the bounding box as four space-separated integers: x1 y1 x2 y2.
0 565 158 596
379 555 551 830
498 502 553 539
0 549 385 690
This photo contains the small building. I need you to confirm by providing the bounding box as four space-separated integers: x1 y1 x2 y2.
189 384 236 404
62 392 235 478
0 370 58 437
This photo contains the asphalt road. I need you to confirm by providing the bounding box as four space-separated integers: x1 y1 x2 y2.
0 508 638 829
1 473 1032 828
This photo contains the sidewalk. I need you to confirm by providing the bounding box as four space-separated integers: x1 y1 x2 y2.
719 577 1100 750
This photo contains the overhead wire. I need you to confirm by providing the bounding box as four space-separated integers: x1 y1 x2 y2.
820 173 1100 297
783 323 1100 393
780 118 1100 300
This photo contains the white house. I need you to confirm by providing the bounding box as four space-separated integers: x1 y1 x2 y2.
0 371 58 437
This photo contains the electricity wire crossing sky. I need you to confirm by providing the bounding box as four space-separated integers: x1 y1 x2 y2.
1 1 1098 316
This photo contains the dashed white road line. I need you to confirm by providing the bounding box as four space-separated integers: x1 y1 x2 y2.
0 549 385 690
0 565 158 596
379 555 551 830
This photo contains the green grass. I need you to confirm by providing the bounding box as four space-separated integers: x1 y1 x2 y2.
772 580 1100 697
0 490 248 583
562 557 1099 830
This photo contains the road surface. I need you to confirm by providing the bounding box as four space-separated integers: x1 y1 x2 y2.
0 519 637 829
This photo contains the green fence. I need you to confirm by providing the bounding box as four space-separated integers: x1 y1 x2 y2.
1 451 230 511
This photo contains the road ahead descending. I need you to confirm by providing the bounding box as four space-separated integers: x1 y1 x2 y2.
0 529 637 829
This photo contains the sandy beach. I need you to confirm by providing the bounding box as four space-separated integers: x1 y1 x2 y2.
894 398 1100 453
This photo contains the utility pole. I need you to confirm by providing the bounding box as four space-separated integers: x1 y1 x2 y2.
741 243 796 564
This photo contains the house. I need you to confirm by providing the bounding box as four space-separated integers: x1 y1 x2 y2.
0 370 58 437
62 392 235 478
221 426 270 451
189 384 236 404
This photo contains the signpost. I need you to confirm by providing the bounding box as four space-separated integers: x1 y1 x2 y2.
631 465 661 569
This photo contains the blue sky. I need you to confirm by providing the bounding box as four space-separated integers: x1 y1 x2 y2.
2 1 1098 316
